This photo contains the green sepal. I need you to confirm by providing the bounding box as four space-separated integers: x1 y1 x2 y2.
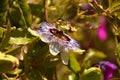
68 52 81 73
80 67 103 80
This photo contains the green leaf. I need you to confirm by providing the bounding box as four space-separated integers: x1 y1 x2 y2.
3 78 17 80
18 0 32 27
8 69 22 75
25 69 43 80
44 55 60 68
73 49 85 54
81 67 103 80
4 46 22 55
94 50 107 58
11 28 29 37
82 49 106 69
108 0 120 19
68 52 81 73
9 37 32 45
28 28 40 37
68 72 76 80
109 0 120 11
84 49 106 61
0 53 19 73
24 44 49 74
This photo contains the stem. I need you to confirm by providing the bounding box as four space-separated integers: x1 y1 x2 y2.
93 0 105 12
54 67 58 80
2 73 9 80
77 0 80 14
93 0 118 32
108 0 112 7
18 0 32 27
4 46 22 54
0 19 11 51
17 4 28 30
105 17 118 31
44 0 48 22
75 72 80 80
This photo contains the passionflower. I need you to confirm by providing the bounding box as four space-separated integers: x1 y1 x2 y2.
96 61 117 80
28 22 82 65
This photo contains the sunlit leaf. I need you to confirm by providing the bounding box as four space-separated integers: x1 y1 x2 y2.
0 52 19 73
84 49 106 61
81 67 103 80
9 37 32 45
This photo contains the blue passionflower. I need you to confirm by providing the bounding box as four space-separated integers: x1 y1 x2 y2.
96 61 118 80
28 22 82 65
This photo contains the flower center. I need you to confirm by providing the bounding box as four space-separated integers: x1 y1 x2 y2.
50 29 70 41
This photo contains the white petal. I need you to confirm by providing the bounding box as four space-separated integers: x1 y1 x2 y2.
49 42 63 56
40 33 53 43
40 22 56 30
61 50 70 65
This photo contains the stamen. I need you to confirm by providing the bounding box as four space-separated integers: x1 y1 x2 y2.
50 29 70 41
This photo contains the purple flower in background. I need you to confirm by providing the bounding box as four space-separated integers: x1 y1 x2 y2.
98 61 117 80
28 22 81 65
80 3 94 15
97 16 107 41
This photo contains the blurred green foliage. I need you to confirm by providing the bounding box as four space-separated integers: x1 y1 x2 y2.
0 0 120 80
